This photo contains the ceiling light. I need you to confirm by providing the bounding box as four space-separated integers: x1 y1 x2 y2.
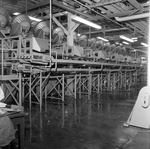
131 37 138 42
141 42 148 47
13 12 42 22
13 12 20 15
77 33 81 36
119 35 134 42
133 39 138 42
131 37 138 40
97 37 108 42
28 16 42 22
122 41 129 45
71 15 102 29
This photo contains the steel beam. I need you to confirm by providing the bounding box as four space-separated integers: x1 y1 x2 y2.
89 0 125 8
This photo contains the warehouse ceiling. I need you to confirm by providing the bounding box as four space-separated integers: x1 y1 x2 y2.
1 0 149 50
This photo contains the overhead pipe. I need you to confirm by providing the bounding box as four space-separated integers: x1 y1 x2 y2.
115 13 149 22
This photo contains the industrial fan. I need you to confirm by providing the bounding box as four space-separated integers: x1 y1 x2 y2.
84 38 96 57
78 35 88 48
52 27 65 44
0 7 9 28
11 14 31 37
87 38 96 50
93 40 106 59
34 21 50 39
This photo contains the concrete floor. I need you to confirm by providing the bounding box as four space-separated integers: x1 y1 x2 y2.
24 90 150 149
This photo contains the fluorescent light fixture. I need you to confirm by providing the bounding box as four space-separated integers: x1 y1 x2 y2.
97 36 108 42
119 35 134 42
77 33 81 36
28 16 42 22
71 15 102 29
13 12 42 22
131 37 137 40
141 42 148 47
122 41 129 45
132 37 138 42
13 12 20 15
133 39 138 42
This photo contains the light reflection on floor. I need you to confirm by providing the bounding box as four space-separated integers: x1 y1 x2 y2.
24 91 150 149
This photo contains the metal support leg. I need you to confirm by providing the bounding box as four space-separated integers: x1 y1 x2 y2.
74 74 77 116
62 74 65 128
79 73 81 99
19 73 22 106
40 72 42 113
44 85 48 112
88 72 92 101
29 75 32 111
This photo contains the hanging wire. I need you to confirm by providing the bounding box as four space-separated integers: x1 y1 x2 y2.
26 0 28 15
0 0 2 7
49 0 52 63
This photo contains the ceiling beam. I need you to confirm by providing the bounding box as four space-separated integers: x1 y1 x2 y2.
91 7 149 20
53 1 93 19
127 0 143 13
89 0 125 8
80 28 128 35
15 0 50 14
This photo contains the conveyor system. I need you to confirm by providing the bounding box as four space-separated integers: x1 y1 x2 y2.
0 9 146 110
